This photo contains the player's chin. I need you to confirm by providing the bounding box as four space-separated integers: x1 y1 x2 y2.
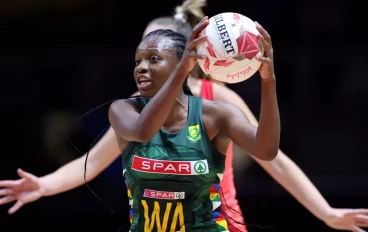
138 89 156 99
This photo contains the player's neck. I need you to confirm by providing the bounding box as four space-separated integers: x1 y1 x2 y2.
162 91 188 132
187 76 201 97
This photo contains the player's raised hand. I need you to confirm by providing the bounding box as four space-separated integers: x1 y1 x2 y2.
255 21 275 80
179 16 209 72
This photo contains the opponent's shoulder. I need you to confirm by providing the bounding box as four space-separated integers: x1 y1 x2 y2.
202 98 241 122
212 81 245 105
202 97 238 110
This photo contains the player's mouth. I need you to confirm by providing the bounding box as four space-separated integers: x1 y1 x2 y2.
137 76 152 90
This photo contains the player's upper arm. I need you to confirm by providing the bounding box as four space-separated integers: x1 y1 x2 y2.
213 83 259 126
108 98 145 142
216 101 257 155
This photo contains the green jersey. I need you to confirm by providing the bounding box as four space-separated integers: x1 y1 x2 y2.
122 96 228 232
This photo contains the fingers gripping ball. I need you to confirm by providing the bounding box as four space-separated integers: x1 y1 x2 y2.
196 12 263 83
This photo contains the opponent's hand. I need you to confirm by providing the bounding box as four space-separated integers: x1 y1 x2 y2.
0 168 44 214
179 16 209 73
324 208 368 232
255 21 275 80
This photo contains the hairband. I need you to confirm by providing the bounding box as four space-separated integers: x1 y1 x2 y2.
174 13 187 23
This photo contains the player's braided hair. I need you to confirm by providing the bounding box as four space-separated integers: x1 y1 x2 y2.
143 29 193 96
146 0 222 82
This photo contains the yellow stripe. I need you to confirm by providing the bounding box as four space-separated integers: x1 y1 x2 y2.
210 192 219 201
216 219 228 229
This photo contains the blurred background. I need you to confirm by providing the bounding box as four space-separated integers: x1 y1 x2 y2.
0 0 367 231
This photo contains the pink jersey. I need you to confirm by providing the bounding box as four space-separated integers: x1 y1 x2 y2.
200 79 247 232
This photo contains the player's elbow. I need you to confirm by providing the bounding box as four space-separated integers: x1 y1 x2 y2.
135 129 153 143
130 122 155 142
263 150 278 161
117 126 152 143
108 100 153 143
254 133 280 161
111 122 153 143
255 148 278 161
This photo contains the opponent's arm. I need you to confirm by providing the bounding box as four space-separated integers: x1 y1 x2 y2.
40 127 122 196
213 69 337 222
253 153 333 219
0 127 126 214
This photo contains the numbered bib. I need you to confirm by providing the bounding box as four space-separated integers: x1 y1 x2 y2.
137 181 195 232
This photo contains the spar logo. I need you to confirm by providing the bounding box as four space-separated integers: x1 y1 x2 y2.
132 156 209 175
144 189 185 200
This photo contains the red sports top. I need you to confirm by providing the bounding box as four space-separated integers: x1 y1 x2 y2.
200 79 247 232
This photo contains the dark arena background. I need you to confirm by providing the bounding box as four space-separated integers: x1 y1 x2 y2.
0 0 367 231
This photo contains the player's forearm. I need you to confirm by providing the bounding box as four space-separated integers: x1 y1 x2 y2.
135 65 189 141
256 77 280 160
39 155 96 197
39 127 120 197
257 152 332 221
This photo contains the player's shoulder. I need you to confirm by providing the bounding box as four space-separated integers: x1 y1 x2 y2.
109 97 141 113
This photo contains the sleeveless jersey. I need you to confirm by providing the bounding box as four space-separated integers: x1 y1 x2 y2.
200 79 247 232
122 96 229 232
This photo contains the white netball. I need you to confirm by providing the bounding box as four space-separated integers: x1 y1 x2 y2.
196 12 263 83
